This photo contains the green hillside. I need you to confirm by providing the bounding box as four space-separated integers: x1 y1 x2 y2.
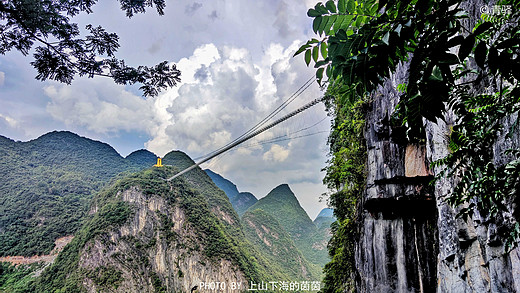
25 156 289 292
242 209 321 280
314 208 336 230
0 131 156 257
246 184 330 267
204 169 258 216
125 149 158 166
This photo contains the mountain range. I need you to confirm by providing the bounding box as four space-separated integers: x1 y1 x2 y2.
0 131 334 292
0 131 157 257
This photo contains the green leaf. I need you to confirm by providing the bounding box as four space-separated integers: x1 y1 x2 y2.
338 0 346 13
293 44 310 57
305 49 312 66
369 1 378 15
496 39 520 49
334 15 354 32
313 16 323 34
317 67 325 83
347 0 356 13
458 35 475 61
438 53 459 65
474 41 487 68
315 59 329 68
312 46 319 62
307 9 322 17
488 46 498 73
429 66 443 81
335 29 347 40
316 3 329 14
473 22 492 36
326 0 337 13
321 42 328 59
355 15 363 27
447 36 464 48
324 15 337 34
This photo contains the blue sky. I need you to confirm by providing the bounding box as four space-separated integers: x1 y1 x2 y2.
0 0 331 219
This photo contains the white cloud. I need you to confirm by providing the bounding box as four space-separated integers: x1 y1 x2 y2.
0 72 5 86
263 144 290 162
44 78 157 134
0 113 17 127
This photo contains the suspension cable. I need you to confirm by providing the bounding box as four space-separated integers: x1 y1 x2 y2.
195 76 316 161
166 96 324 181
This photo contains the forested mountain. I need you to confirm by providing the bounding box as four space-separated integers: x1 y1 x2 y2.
25 151 294 292
204 169 258 216
246 184 330 268
0 131 157 257
313 208 335 230
242 209 320 280
0 133 331 292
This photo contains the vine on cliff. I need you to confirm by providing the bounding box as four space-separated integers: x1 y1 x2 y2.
321 81 367 293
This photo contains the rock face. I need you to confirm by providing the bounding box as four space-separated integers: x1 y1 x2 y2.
30 154 290 292
356 63 438 293
80 187 247 293
426 95 520 293
356 2 520 290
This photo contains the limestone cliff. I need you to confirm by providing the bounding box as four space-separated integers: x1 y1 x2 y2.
355 2 520 290
79 186 248 293
356 63 438 293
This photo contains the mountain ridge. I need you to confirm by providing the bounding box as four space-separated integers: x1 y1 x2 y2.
246 184 330 268
27 153 293 292
204 169 258 216
0 131 157 257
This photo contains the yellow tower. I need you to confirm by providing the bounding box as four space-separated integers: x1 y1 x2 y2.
154 158 163 167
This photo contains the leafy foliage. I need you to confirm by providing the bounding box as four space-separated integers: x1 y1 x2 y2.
0 0 180 96
298 0 520 140
319 80 367 293
27 183 135 292
85 266 123 290
0 262 44 292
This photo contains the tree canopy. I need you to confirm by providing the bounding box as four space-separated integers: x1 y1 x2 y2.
0 0 180 97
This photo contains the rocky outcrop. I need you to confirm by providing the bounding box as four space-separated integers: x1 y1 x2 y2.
80 187 248 293
356 63 438 293
426 103 520 293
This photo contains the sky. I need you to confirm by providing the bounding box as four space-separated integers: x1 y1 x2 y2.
0 0 332 219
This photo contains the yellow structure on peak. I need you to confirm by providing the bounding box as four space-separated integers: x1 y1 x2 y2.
154 158 163 167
